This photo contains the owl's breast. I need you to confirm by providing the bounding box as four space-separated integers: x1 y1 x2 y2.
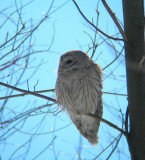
64 78 99 114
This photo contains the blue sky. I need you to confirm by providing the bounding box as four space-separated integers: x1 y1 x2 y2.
0 0 130 159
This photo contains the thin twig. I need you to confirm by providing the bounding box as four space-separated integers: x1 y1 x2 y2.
0 57 21 71
103 46 124 70
93 133 121 160
0 89 55 100
0 25 25 49
103 91 127 97
86 113 126 135
0 103 55 126
0 82 56 103
106 133 123 159
72 0 124 41
32 137 56 160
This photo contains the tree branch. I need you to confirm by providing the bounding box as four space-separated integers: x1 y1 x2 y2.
0 90 127 100
106 133 123 159
0 82 56 103
101 0 127 41
0 89 55 100
94 133 122 159
0 24 25 49
86 113 126 135
72 0 124 41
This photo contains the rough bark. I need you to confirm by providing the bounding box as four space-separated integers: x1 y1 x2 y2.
122 0 145 159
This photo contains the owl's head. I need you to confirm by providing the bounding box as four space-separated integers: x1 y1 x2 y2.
57 50 93 79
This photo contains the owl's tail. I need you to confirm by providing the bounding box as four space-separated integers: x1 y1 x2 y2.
81 116 100 145
70 113 100 145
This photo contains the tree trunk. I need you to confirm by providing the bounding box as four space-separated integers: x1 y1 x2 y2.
122 0 145 159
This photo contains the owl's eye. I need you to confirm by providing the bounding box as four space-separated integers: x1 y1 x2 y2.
66 60 73 64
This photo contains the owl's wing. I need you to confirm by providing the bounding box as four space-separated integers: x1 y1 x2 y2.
93 63 103 87
92 63 103 116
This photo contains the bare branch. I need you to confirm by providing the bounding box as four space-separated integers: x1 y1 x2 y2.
86 113 126 135
106 133 123 159
32 137 56 160
0 82 56 103
0 103 55 127
0 90 127 100
72 0 124 41
0 57 21 71
0 25 25 49
93 133 122 159
0 89 55 100
103 46 124 70
101 0 127 42
103 91 127 97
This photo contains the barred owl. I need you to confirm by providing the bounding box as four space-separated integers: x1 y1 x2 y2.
55 50 103 145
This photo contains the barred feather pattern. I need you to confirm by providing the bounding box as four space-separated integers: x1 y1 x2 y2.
55 50 103 145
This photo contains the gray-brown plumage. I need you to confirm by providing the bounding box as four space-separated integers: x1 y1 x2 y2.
55 50 103 145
